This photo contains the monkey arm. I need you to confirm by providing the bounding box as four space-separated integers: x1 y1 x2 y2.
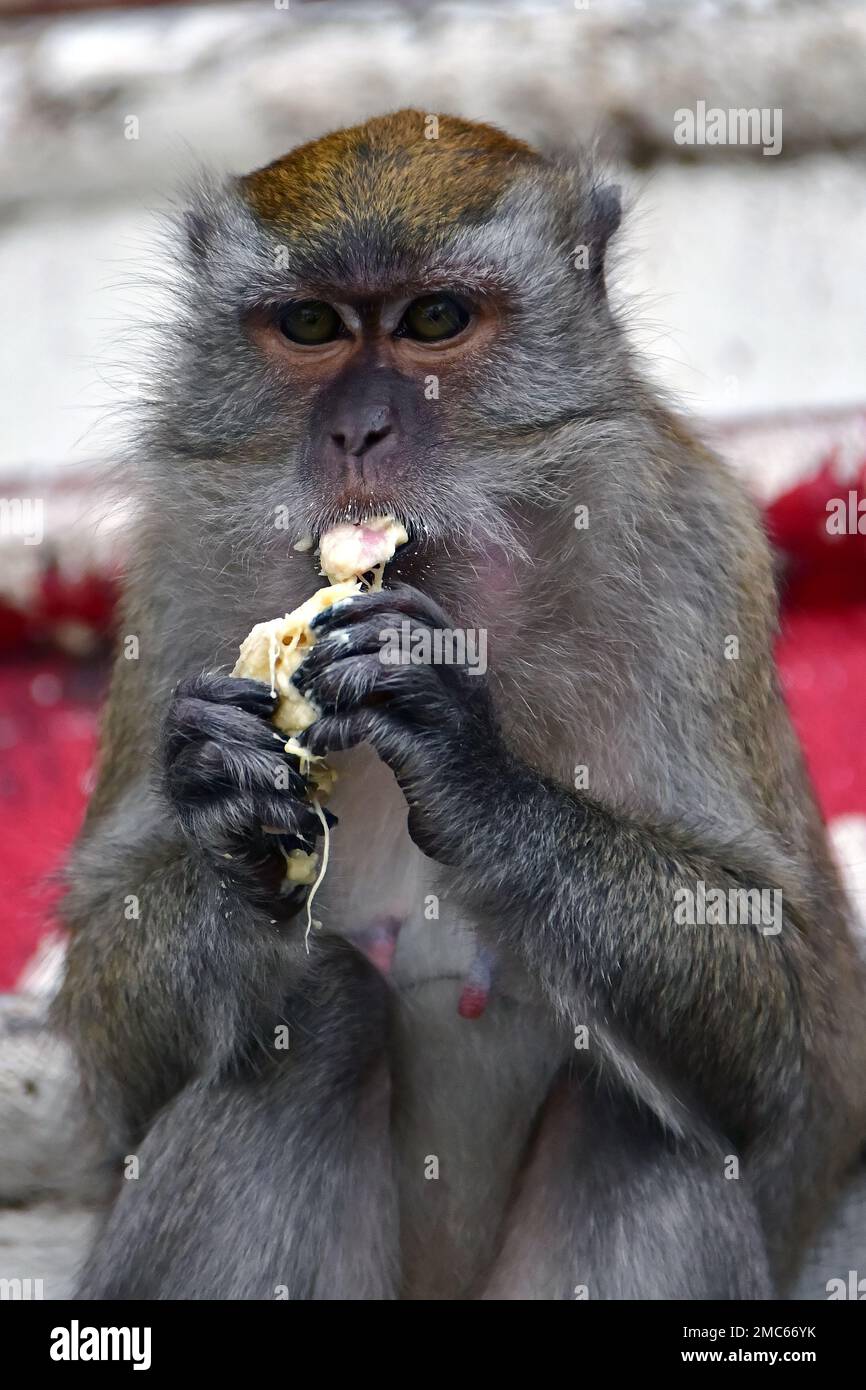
299 584 830 1150
55 787 304 1148
443 760 814 1144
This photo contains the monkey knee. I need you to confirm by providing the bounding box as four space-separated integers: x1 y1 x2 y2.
78 1059 397 1301
620 1154 773 1299
577 1113 774 1299
482 1083 774 1300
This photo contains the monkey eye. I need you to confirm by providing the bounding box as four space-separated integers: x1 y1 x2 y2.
278 300 344 345
397 294 470 343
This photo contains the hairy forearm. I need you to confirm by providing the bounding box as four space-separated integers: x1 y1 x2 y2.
55 789 299 1144
454 754 811 1140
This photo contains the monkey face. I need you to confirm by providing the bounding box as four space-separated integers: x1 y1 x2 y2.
243 286 502 523
149 111 622 574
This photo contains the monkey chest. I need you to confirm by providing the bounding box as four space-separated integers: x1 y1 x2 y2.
312 744 495 1005
311 746 562 1296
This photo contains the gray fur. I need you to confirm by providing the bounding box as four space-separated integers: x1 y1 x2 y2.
55 114 866 1300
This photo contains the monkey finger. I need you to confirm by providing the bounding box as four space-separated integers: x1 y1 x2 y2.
309 582 454 637
188 788 324 851
297 614 449 685
299 652 390 714
167 738 307 804
299 708 395 759
247 793 330 845
301 652 453 728
165 695 290 760
173 672 280 718
301 709 433 788
296 618 398 682
260 806 338 838
202 831 315 913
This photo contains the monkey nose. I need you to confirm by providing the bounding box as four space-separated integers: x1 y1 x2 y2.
330 405 394 459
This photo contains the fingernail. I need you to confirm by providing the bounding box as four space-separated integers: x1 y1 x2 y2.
310 596 357 628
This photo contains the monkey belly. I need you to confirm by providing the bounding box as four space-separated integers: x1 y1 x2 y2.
391 984 562 1299
311 743 565 1298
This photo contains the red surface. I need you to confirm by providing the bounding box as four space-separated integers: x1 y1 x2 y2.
779 608 866 821
766 454 866 820
0 657 105 987
0 457 864 990
0 568 116 655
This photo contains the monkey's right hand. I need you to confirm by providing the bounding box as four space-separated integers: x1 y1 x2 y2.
162 673 332 912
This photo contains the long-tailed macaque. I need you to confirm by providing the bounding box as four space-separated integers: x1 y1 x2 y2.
56 110 866 1300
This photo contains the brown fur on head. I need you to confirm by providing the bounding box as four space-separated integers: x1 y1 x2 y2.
240 110 540 243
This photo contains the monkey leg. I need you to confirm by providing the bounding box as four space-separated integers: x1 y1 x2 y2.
77 942 399 1301
477 1075 774 1301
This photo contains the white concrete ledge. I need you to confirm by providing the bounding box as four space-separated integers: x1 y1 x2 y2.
1 1 866 208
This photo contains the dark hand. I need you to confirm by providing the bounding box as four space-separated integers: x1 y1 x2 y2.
162 672 334 911
295 584 504 861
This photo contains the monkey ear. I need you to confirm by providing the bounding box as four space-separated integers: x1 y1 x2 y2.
588 181 621 282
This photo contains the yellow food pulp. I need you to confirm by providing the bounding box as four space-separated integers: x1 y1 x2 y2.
232 580 361 749
319 518 408 584
230 516 406 932
283 848 319 886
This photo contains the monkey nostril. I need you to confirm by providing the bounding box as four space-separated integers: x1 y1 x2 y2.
358 424 391 456
332 424 393 458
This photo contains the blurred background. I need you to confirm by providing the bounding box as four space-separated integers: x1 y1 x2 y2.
0 0 865 1296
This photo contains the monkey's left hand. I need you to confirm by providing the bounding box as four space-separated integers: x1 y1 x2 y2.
295 584 506 861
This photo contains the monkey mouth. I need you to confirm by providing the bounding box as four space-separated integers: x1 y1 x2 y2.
301 506 431 587
308 500 422 555
314 497 414 534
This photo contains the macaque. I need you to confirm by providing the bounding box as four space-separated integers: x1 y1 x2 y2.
55 110 866 1300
